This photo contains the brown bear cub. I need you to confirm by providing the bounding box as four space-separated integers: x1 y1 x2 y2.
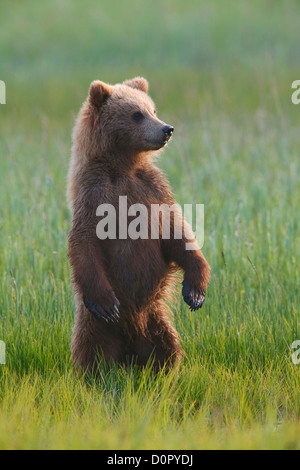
68 77 210 373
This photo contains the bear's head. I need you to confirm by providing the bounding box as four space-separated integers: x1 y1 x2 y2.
72 77 174 161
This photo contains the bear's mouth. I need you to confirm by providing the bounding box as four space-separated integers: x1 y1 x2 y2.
146 137 171 149
162 135 173 147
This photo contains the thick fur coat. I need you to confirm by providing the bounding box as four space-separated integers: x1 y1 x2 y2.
67 77 210 372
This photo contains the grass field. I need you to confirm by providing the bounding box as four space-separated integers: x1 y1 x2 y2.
0 0 299 450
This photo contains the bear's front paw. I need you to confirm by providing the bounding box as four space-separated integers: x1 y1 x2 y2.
83 293 120 323
182 278 206 311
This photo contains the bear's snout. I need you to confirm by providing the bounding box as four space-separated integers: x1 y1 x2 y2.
163 125 174 140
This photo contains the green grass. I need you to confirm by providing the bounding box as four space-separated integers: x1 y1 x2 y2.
0 0 299 450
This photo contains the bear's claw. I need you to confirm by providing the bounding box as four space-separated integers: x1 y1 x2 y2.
83 297 120 323
182 278 206 311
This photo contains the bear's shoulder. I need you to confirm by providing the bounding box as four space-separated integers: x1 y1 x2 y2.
133 164 173 203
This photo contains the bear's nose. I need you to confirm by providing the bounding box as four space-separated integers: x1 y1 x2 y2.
163 125 174 138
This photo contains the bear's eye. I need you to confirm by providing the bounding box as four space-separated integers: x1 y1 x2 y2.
132 112 144 122
153 109 157 114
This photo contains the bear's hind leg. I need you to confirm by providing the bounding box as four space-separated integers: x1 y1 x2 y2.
72 300 124 373
131 307 183 372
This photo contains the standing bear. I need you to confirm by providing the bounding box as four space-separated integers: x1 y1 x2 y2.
68 77 210 373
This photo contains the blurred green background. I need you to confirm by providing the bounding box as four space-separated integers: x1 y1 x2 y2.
0 0 299 450
1 0 300 121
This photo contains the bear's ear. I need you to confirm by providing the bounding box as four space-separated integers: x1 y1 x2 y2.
89 80 112 108
124 77 149 94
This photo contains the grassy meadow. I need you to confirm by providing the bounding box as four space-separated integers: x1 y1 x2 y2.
0 0 299 450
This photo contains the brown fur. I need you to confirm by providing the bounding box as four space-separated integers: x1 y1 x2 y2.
68 77 210 373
